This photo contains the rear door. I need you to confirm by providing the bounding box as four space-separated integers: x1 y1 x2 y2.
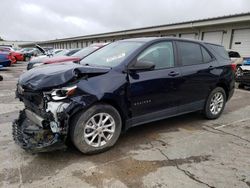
176 41 218 109
128 41 182 118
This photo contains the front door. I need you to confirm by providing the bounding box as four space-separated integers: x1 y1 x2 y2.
128 41 182 120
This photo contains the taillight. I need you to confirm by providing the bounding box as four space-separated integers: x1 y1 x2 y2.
231 63 237 72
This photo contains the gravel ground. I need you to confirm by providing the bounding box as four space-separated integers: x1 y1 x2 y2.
0 62 249 188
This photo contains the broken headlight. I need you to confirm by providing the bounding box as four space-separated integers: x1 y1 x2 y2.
51 85 77 101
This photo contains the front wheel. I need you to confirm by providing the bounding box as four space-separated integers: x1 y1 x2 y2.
204 87 226 119
70 104 122 154
25 56 30 62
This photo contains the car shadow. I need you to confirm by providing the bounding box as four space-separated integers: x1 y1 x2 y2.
37 111 206 159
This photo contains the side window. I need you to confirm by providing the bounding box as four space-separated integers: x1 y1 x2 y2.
137 42 174 69
201 47 213 63
177 42 203 66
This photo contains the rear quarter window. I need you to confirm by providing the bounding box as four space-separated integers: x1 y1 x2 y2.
207 44 230 60
201 47 213 63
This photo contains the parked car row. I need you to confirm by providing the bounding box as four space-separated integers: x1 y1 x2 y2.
26 43 107 70
0 44 82 68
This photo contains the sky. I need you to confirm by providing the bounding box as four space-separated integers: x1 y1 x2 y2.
1 0 250 41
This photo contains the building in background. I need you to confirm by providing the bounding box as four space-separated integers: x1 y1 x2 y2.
0 40 34 49
20 12 250 57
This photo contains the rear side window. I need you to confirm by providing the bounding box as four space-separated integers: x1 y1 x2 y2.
207 44 230 60
201 47 213 63
177 42 203 66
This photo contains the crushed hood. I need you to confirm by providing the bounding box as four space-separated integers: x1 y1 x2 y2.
18 63 111 91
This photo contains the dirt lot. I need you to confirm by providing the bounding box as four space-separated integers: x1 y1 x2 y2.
0 62 250 188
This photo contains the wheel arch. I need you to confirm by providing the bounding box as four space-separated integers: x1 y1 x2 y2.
67 98 128 136
216 82 229 100
99 99 128 132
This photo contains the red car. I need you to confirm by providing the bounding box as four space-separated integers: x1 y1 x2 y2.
27 43 107 70
0 46 24 61
9 52 17 64
0 51 16 64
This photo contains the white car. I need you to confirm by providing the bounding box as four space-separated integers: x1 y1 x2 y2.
227 50 244 67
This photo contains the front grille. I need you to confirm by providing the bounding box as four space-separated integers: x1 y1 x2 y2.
23 92 44 108
17 84 45 114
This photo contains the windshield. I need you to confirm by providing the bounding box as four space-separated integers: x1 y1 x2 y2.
66 49 81 56
80 41 143 67
20 48 33 52
71 46 99 58
53 49 69 56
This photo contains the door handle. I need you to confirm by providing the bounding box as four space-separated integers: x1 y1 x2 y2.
168 71 180 77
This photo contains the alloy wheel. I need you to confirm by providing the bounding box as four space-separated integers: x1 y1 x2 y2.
209 92 224 115
83 113 115 147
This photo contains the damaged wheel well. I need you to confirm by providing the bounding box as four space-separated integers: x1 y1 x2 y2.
100 100 126 131
67 100 127 137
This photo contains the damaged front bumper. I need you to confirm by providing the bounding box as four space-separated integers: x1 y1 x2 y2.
13 107 68 153
12 93 91 153
13 82 98 153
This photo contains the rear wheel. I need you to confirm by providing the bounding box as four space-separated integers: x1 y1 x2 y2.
70 104 122 154
0 75 3 81
204 87 226 119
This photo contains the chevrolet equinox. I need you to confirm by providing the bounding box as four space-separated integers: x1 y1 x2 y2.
13 38 235 154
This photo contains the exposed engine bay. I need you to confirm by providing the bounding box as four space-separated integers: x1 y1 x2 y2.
13 88 73 152
13 63 113 152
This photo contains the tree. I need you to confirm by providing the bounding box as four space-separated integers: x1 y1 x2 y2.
0 36 3 41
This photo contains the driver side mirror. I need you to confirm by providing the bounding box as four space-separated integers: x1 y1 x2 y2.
129 60 155 71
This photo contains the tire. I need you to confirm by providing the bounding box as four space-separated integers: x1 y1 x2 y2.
70 104 122 154
238 84 245 89
0 75 3 81
25 56 30 62
204 87 226 119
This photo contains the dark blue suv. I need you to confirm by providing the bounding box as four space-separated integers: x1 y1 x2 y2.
14 38 235 154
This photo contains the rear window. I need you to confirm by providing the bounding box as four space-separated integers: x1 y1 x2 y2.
207 44 229 60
